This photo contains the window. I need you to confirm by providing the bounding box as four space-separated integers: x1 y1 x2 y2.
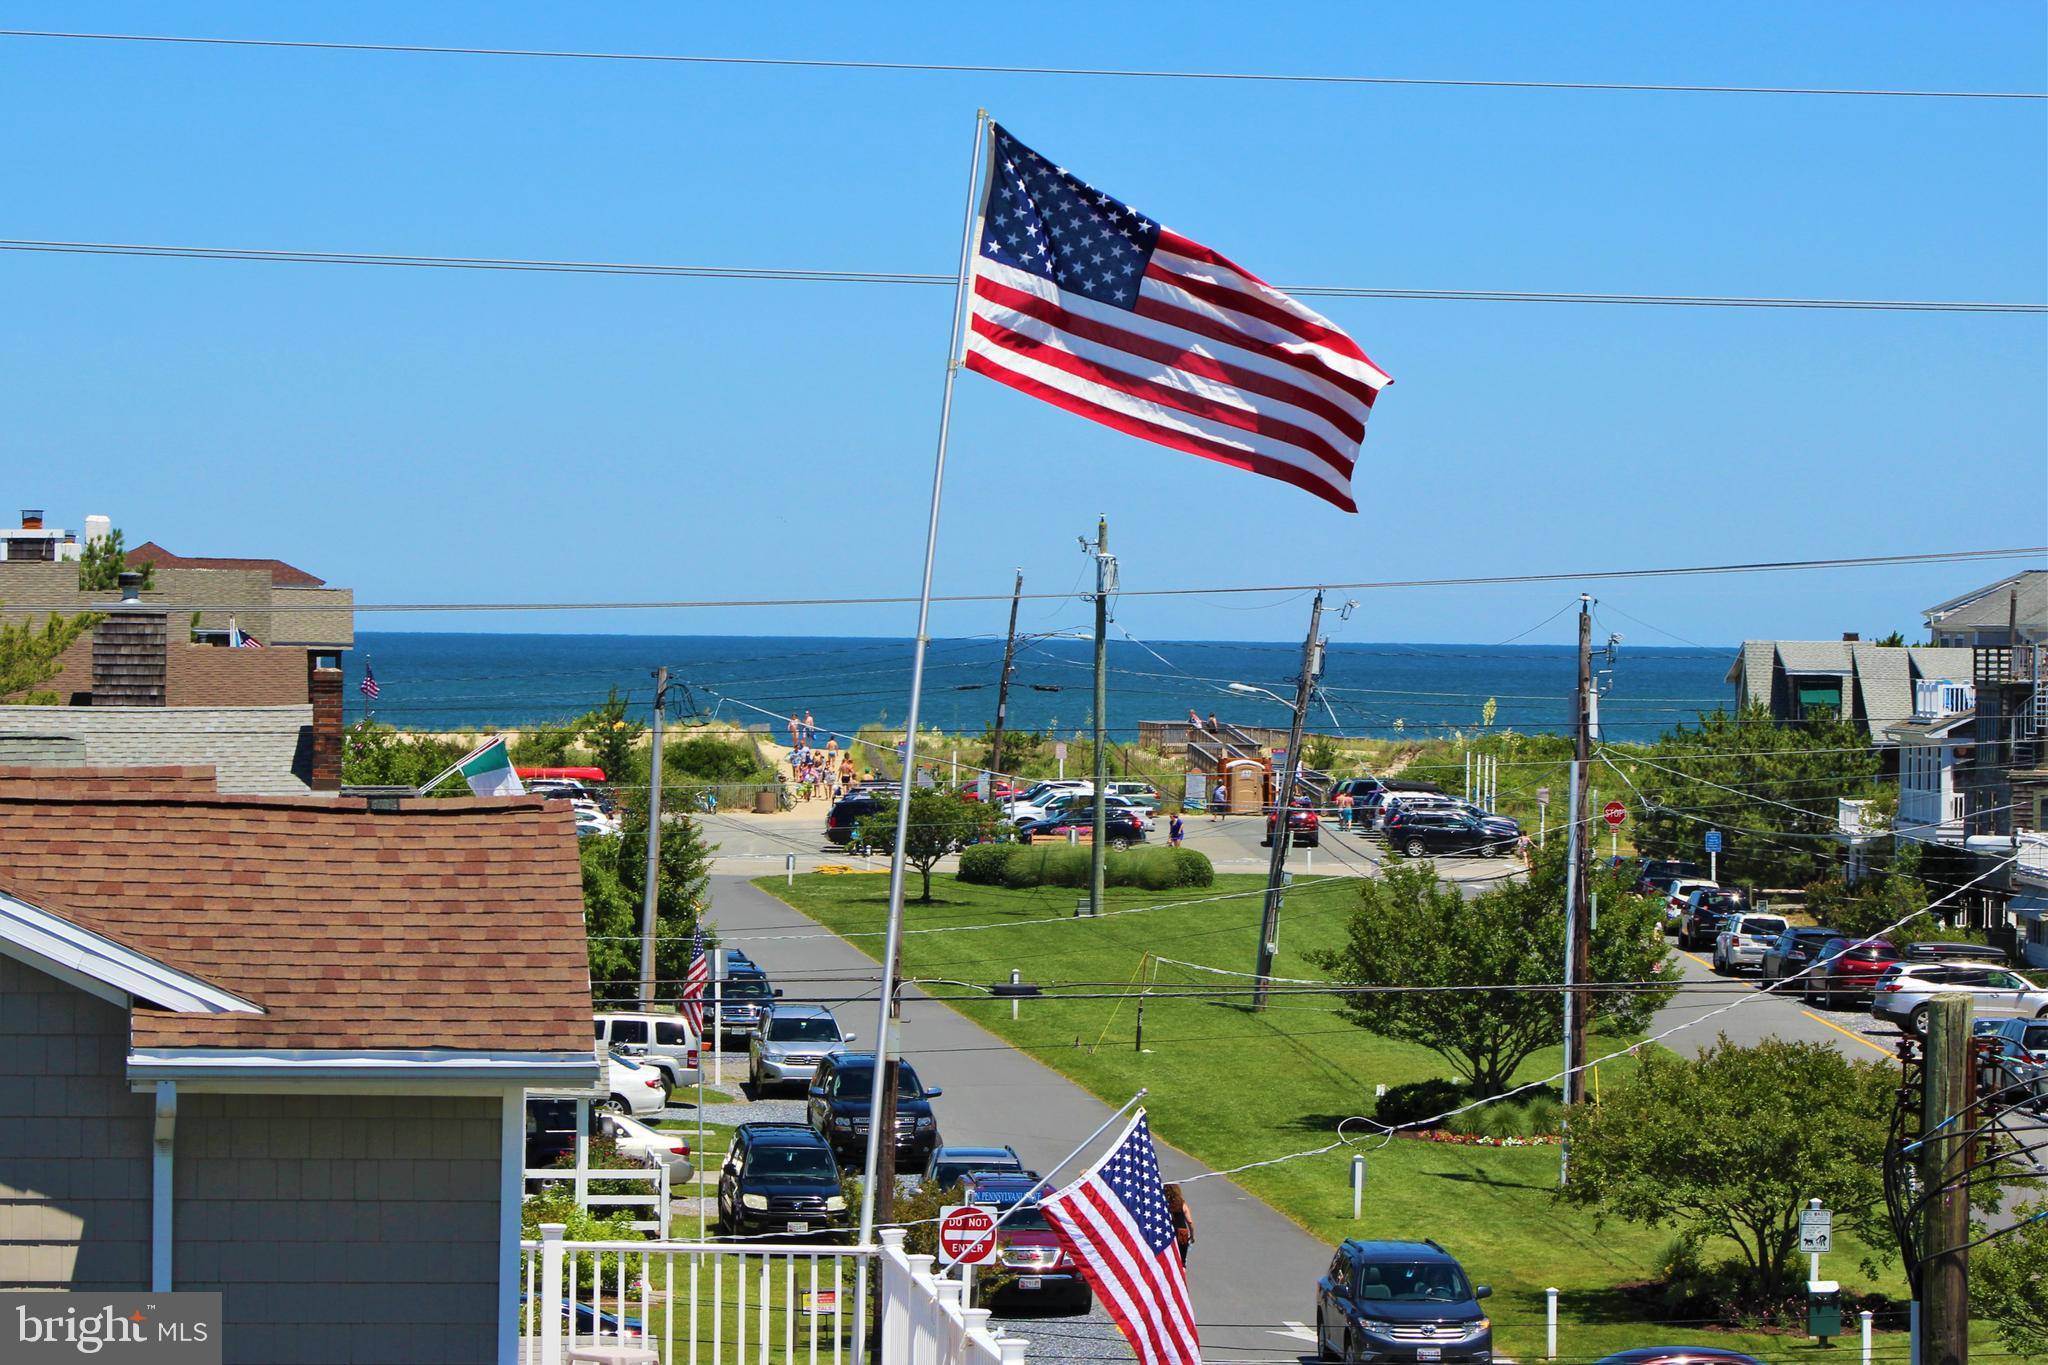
656 1021 692 1045
610 1019 649 1045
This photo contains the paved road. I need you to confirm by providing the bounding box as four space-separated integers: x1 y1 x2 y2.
1647 940 1902 1062
705 871 1331 1363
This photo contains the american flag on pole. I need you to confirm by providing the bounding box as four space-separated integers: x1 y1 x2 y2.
966 124 1389 513
358 662 380 701
679 928 709 1036
1039 1111 1201 1364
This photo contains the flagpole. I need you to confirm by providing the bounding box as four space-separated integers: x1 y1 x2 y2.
416 734 502 797
854 106 992 1280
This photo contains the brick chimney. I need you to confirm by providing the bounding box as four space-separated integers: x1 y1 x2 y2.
91 572 168 706
308 651 343 792
1842 632 1860 642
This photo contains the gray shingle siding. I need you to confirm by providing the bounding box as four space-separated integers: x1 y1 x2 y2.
0 705 314 794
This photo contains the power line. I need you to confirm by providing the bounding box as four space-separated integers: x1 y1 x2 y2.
5 546 2037 614
6 28 2043 101
5 238 2041 314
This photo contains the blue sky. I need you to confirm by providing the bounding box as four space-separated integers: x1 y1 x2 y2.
3 3 2042 649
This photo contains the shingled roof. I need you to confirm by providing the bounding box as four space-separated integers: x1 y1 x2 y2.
125 541 327 588
0 768 592 1053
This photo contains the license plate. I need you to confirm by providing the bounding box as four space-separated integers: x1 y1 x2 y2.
1017 1276 1042 1290
1416 1350 1441 1362
787 1221 810 1234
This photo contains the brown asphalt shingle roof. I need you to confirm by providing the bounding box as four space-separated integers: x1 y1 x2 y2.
0 768 592 1052
126 541 328 588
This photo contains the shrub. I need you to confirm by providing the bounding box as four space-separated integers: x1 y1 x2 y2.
956 844 1012 886
1372 1078 1470 1131
1441 1090 1563 1139
664 735 773 783
521 1187 642 1287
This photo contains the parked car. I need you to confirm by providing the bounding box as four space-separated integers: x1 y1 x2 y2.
1983 1016 2048 1112
1673 886 1739 947
1353 780 1449 831
1004 781 1094 824
748 1004 853 1093
1804 938 1900 1009
1017 792 1148 832
594 1012 701 1089
959 780 1018 803
1870 961 2048 1035
921 1143 1028 1191
1711 914 1790 976
1017 810 1147 847
806 1053 943 1166
962 1171 1092 1313
603 1050 670 1117
1262 795 1322 849
1634 858 1710 895
1760 927 1840 984
717 1122 849 1238
601 1110 695 1184
1105 780 1163 811
1384 808 1514 858
826 793 888 848
711 973 782 1041
1314 1238 1494 1364
1451 802 1521 841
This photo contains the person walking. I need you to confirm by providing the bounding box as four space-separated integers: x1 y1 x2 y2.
1335 790 1354 830
1210 780 1227 821
1169 810 1185 847
1163 1183 1194 1263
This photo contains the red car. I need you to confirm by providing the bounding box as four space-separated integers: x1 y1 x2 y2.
1262 796 1321 849
963 1173 1092 1313
1804 937 1899 1009
960 780 1018 803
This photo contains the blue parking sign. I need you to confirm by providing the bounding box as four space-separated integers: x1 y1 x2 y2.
1704 830 1723 852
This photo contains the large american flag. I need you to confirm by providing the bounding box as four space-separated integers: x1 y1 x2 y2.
1040 1112 1200 1364
679 928 709 1036
966 124 1389 513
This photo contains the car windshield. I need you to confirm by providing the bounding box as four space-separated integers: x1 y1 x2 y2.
768 1017 840 1042
832 1064 924 1099
1003 1201 1052 1231
1355 1261 1472 1302
744 1144 838 1181
936 1159 1018 1186
724 979 772 1001
1740 917 1788 936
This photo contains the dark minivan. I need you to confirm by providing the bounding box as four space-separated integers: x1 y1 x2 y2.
807 1053 943 1166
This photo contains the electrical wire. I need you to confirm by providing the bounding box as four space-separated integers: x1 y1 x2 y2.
7 237 2043 314
5 28 2042 100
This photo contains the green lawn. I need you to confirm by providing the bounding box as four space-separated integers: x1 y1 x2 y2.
757 871 1927 1362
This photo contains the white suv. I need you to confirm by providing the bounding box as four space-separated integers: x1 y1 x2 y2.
595 1013 701 1088
1871 961 2048 1034
1712 914 1790 976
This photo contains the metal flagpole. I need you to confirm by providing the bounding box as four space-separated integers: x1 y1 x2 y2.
853 108 992 1342
948 1089 1149 1280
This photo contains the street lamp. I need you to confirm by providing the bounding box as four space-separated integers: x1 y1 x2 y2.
1226 681 1291 706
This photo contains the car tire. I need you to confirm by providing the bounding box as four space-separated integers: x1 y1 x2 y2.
600 1094 629 1116
1109 837 1133 850
1909 1004 1932 1037
1404 838 1427 858
1317 1323 1339 1362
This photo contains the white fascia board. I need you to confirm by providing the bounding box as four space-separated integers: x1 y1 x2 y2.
127 1047 601 1084
0 891 261 1015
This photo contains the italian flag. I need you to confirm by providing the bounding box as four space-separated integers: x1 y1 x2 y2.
420 737 527 798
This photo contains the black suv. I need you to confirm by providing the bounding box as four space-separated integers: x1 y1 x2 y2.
1384 809 1513 858
1315 1238 1493 1363
807 1053 943 1166
1677 888 1750 951
717 1123 848 1238
1634 858 1708 894
714 974 781 1042
826 793 891 849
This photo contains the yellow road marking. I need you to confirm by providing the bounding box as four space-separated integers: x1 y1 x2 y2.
1681 949 1714 971
1801 1009 1895 1057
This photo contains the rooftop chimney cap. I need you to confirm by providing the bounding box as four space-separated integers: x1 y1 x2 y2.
117 570 144 602
1842 632 1860 642
19 509 43 528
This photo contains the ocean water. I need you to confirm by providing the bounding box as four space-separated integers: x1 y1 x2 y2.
345 632 1734 745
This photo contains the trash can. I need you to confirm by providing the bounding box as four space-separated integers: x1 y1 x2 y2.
1806 1280 1842 1340
754 789 777 814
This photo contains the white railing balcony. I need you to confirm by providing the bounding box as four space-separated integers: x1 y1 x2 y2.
1912 678 1975 720
2019 834 2048 888
1898 788 1967 844
1836 798 1876 837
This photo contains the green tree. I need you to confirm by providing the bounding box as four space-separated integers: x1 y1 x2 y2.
578 688 644 785
1300 733 1340 774
1871 630 1908 648
339 720 473 795
1559 1037 1894 1300
0 609 95 703
76 528 152 592
1311 845 1675 1097
664 733 773 783
866 789 999 902
511 721 576 768
1622 704 1881 889
1975 1202 2048 1356
579 788 713 1002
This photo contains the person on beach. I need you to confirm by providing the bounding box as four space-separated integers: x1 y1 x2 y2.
803 710 816 747
1169 811 1185 846
1163 1183 1194 1263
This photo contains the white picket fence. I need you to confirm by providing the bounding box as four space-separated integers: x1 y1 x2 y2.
521 1225 1028 1364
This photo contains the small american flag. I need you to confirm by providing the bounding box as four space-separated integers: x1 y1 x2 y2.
967 124 1389 513
358 663 381 701
227 616 264 648
679 928 709 1037
1040 1112 1201 1364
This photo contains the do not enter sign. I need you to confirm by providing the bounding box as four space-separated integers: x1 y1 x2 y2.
1603 801 1627 828
938 1205 998 1266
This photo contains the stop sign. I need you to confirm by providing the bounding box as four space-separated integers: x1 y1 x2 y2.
1603 801 1627 828
938 1205 998 1266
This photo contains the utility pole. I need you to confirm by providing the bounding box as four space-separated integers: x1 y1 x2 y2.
1090 519 1113 917
1253 591 1324 1011
637 667 669 1009
988 570 1023 783
1565 597 1593 1104
873 981 904 1224
1920 993 1972 1365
